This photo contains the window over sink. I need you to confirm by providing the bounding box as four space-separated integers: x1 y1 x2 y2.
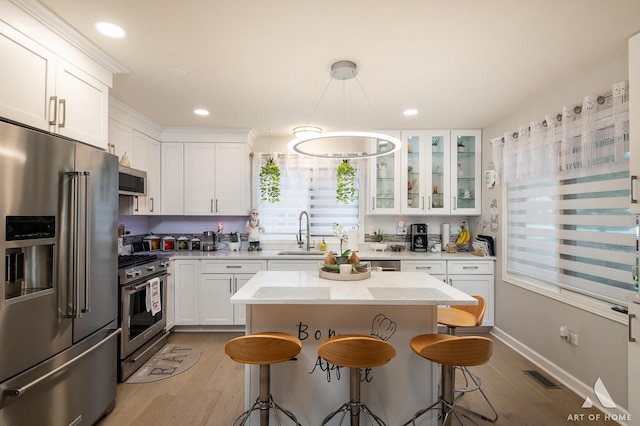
251 153 361 237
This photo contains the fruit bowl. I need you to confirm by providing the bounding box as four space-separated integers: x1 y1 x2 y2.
370 243 387 251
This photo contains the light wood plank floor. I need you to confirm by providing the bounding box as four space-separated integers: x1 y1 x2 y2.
97 332 617 426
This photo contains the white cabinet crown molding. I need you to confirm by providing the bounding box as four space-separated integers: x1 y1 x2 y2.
161 127 257 146
9 0 128 76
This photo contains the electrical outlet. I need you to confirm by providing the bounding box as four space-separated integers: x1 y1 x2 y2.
569 332 579 346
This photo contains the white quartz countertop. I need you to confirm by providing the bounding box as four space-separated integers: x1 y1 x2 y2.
155 248 493 261
231 270 478 305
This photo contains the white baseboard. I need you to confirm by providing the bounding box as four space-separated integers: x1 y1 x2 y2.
490 327 629 425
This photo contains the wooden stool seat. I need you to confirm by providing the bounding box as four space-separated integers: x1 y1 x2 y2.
318 334 396 425
437 307 479 329
318 334 396 368
403 334 495 426
225 331 302 365
410 334 493 367
438 295 486 332
225 332 302 426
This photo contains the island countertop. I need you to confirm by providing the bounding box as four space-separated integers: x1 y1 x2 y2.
231 270 477 305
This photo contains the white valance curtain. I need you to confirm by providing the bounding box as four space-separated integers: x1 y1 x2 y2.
491 81 629 183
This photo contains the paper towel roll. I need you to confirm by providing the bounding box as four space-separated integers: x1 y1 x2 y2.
348 228 359 252
441 224 450 248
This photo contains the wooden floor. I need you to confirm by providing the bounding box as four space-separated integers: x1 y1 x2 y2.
97 332 617 426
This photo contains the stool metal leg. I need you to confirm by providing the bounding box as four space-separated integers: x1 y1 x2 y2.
452 367 499 422
232 364 301 426
320 367 386 426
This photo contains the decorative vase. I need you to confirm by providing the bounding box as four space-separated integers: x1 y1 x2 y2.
229 241 241 251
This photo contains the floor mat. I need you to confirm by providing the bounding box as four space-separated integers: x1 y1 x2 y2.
126 344 200 384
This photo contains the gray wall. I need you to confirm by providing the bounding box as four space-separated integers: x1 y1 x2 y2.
478 54 630 409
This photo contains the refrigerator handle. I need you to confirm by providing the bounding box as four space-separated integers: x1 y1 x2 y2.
81 171 91 313
64 171 81 319
2 329 121 398
632 176 638 204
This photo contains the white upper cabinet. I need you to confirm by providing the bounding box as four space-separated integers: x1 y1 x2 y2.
53 59 109 148
163 141 251 216
368 129 480 215
213 143 249 215
161 143 185 215
0 2 122 150
184 143 250 215
368 131 402 214
451 130 482 215
108 119 133 161
184 143 216 215
0 20 56 129
425 130 452 214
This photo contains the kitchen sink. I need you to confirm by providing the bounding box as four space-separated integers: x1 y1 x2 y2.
277 250 326 256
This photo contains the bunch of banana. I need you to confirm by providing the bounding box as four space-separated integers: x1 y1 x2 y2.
456 224 471 245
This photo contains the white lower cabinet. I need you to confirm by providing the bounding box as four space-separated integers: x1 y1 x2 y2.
401 260 447 282
165 261 175 331
268 259 320 271
447 260 494 326
174 260 200 325
400 258 494 326
175 259 265 327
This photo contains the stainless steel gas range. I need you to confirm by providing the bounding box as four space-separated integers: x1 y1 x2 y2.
117 254 170 382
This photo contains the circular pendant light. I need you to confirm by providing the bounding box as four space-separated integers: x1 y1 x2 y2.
289 60 401 159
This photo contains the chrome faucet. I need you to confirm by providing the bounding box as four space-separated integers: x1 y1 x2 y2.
297 210 312 250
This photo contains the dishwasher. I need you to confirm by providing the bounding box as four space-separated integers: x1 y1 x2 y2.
362 259 401 271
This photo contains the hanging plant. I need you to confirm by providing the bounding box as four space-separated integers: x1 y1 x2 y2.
259 157 281 203
336 159 356 204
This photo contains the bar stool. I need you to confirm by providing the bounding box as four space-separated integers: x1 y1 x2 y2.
437 296 498 422
225 332 303 426
402 334 493 426
318 334 396 426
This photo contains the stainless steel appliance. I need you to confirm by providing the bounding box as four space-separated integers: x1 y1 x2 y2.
0 119 120 425
117 254 170 381
118 165 147 196
410 223 428 252
202 231 219 251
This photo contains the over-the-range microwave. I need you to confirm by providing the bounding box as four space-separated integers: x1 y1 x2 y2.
118 166 147 196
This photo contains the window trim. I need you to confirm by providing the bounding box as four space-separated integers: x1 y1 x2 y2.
499 184 629 325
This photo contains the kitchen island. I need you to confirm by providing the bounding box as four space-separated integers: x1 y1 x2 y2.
231 270 477 425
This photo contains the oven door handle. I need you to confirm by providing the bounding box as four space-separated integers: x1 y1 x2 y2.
128 273 170 292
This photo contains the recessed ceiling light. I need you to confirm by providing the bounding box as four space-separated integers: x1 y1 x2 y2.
95 21 126 38
403 109 418 116
194 109 209 116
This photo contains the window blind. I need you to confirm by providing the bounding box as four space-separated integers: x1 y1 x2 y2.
505 164 635 303
252 153 360 237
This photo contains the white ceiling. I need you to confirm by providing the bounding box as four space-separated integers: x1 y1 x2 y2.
40 0 640 137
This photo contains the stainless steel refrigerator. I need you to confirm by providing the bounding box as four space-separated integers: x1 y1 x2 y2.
0 118 120 425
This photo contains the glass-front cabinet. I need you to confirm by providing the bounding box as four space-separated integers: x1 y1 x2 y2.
369 131 401 214
368 129 481 215
425 130 452 214
451 130 481 215
402 131 426 214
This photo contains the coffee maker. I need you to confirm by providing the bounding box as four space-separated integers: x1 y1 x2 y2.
410 223 428 252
